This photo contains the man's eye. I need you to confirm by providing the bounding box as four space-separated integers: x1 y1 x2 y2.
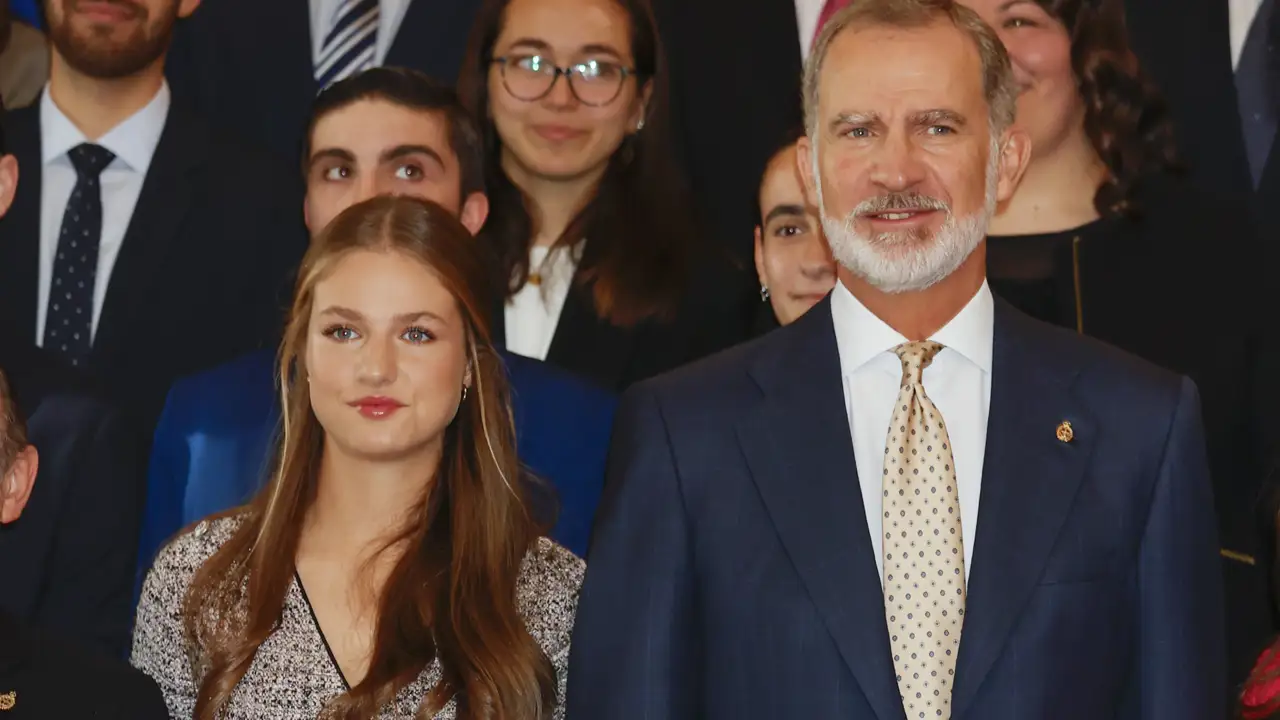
323 166 350 181
846 127 871 138
395 164 423 180
927 125 955 136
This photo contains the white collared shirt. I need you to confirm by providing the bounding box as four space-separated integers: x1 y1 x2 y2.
794 0 828 61
1230 0 1267 69
830 279 994 584
310 0 412 69
37 82 170 344
504 244 580 361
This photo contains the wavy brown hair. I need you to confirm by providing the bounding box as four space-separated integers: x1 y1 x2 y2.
1034 0 1180 216
457 0 695 327
181 196 556 719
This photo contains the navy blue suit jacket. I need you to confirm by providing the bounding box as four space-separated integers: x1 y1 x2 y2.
568 296 1225 720
137 348 615 578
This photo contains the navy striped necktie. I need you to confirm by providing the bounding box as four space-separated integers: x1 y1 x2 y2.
316 0 379 89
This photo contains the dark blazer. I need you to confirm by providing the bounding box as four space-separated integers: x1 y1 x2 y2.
0 609 168 719
0 101 307 433
568 296 1225 720
136 347 616 580
0 343 142 658
165 0 484 164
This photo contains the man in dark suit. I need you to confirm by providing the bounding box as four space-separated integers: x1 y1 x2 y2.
0 98 144 658
568 2 1225 718
165 0 483 164
0 0 307 435
0 368 168 719
136 69 616 581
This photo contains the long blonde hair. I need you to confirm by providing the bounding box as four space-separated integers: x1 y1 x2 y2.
182 196 556 719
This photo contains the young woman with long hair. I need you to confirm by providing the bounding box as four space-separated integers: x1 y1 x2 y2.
131 196 582 719
457 0 748 392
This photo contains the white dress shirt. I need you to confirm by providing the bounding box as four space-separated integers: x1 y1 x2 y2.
795 0 830 61
37 83 170 344
1230 0 1267 69
504 244 580 361
310 0 412 68
830 279 994 584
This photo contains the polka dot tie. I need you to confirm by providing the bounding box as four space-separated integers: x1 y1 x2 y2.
44 143 115 367
882 340 966 720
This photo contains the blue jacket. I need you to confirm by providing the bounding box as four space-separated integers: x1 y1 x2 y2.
137 348 614 578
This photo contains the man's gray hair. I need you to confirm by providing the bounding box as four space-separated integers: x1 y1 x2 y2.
802 0 1018 139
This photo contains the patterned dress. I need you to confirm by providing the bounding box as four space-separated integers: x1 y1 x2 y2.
131 516 584 719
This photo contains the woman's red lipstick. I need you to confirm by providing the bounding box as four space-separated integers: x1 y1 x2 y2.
348 396 406 419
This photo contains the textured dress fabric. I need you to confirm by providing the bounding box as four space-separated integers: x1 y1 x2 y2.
130 516 584 719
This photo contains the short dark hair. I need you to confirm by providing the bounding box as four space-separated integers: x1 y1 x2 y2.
302 67 485 199
754 126 807 225
0 368 27 472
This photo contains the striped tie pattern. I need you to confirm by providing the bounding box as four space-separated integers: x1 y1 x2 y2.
316 0 379 89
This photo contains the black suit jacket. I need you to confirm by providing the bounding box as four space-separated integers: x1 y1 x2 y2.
569 296 1224 719
0 609 167 719
0 101 306 432
0 344 142 657
165 0 484 164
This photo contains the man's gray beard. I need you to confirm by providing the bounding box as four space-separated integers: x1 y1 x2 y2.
815 138 1000 294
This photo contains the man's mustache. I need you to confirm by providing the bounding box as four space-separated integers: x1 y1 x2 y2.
853 192 949 215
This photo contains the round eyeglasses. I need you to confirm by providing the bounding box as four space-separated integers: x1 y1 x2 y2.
492 54 638 107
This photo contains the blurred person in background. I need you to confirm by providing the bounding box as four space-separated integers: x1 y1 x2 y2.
0 0 49 109
962 0 1271 687
753 130 836 332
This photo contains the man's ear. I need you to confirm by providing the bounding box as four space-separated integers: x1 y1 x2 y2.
796 135 818 201
0 446 38 524
178 0 202 19
754 226 767 286
0 155 19 220
994 126 1033 205
460 192 490 236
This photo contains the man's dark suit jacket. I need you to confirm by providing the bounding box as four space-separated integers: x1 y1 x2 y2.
136 347 616 584
165 0 483 163
568 295 1225 720
0 609 167 719
0 344 142 657
0 101 307 434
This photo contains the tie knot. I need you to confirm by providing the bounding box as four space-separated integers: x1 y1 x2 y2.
69 143 116 179
893 340 944 385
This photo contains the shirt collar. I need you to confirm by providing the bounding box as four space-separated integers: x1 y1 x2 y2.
40 81 171 173
830 276 994 375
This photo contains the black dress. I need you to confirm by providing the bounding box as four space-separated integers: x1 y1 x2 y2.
986 173 1272 686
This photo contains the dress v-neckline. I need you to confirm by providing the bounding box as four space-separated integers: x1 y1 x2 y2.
293 570 354 691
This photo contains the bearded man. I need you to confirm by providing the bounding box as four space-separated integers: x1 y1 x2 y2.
0 0 306 437
566 1 1226 719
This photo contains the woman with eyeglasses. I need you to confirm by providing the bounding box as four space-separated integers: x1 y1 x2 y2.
457 0 747 392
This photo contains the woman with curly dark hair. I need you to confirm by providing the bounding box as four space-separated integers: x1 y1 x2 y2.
963 0 1272 693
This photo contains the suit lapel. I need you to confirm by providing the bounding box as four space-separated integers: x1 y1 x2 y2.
0 106 44 346
90 108 205 365
545 283 635 390
735 300 905 720
951 302 1096 717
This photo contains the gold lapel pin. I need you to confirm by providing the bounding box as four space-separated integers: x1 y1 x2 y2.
0 691 16 710
1056 420 1074 443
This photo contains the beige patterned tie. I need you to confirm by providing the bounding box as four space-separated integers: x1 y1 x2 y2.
882 340 966 720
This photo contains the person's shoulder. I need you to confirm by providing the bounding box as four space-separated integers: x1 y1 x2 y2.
162 105 298 190
22 623 169 719
501 351 616 409
1002 301 1187 406
142 514 245 599
168 349 276 405
516 537 585 658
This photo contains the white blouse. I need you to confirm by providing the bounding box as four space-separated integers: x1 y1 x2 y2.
504 244 581 361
